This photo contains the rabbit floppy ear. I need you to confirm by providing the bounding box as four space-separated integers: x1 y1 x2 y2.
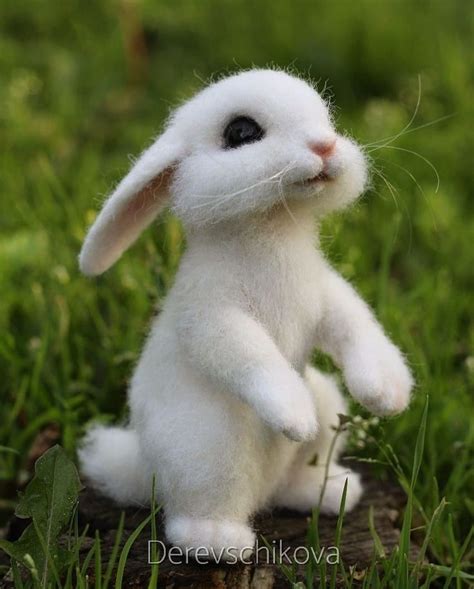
79 129 183 276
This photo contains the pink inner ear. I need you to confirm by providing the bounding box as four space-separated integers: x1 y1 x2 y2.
80 168 174 276
110 169 173 248
120 170 171 223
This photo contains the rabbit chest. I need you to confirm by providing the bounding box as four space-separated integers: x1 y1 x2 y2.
238 233 324 370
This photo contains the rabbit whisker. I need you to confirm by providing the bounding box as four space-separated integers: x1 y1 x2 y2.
275 164 304 230
371 166 400 209
189 161 298 214
363 75 422 151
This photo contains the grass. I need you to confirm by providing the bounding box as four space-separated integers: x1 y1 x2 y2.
0 0 473 586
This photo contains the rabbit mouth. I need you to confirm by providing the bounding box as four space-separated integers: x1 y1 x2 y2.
310 171 330 183
299 171 332 186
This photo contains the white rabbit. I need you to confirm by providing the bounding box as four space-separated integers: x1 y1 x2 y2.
78 69 413 561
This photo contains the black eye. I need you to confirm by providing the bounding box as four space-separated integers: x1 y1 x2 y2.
223 116 265 149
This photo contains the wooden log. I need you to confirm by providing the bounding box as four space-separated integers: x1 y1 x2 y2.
1 467 420 588
77 467 418 587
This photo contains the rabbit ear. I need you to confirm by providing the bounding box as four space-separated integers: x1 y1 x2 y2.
79 130 183 276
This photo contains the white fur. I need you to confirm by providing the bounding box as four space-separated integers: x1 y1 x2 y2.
78 69 413 559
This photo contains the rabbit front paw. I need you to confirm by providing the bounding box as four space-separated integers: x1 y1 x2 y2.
251 369 318 441
278 403 319 442
344 341 414 416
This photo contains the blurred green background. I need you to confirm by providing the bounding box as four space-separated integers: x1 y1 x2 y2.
0 0 472 565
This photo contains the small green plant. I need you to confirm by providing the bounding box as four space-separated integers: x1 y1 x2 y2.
0 448 163 588
0 445 82 587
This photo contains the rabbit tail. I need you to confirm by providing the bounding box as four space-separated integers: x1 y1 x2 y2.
78 425 151 506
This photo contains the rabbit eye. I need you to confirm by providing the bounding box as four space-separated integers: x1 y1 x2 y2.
223 116 264 149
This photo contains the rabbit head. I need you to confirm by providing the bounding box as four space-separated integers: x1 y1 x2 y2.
80 69 368 276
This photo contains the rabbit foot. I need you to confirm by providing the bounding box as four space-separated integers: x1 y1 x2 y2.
273 463 362 515
165 516 255 562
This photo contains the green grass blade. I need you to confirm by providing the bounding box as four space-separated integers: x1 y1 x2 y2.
368 505 386 559
399 395 429 575
148 475 159 589
94 530 102 589
410 396 429 492
260 534 296 584
305 509 316 587
330 477 348 589
115 509 157 589
65 522 90 588
413 497 446 577
379 545 399 589
80 540 97 579
442 525 474 589
102 512 125 589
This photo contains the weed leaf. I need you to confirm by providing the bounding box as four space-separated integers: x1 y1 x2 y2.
0 445 82 587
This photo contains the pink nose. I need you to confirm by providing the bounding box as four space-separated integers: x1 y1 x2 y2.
309 138 337 158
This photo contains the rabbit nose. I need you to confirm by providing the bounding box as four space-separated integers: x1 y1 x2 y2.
309 138 337 158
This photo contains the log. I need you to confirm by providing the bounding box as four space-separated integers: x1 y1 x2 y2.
1 466 419 588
